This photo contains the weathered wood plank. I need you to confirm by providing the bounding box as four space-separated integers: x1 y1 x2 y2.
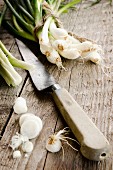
44 1 113 170
0 0 113 170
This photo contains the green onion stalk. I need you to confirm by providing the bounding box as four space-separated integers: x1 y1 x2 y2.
2 0 81 69
0 5 33 87
0 3 35 86
0 40 34 86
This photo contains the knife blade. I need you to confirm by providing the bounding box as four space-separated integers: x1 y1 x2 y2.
16 39 110 161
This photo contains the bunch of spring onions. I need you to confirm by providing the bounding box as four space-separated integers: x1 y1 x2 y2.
0 41 34 86
2 0 104 70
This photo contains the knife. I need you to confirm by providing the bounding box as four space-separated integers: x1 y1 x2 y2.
16 39 110 161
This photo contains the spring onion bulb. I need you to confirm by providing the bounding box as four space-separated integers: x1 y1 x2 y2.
46 135 62 153
39 42 52 54
38 18 65 69
66 35 80 44
52 39 69 51
3 0 104 69
52 39 81 59
39 41 64 69
59 48 81 59
46 48 64 69
81 50 109 76
70 41 96 52
82 50 103 64
46 128 79 154
49 22 68 40
13 97 27 114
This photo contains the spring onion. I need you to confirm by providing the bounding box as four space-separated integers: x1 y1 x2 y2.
0 48 22 86
46 127 79 158
1 0 105 70
0 40 34 86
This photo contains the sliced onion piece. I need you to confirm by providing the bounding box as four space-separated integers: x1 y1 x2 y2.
19 113 43 129
13 97 27 114
20 119 42 139
21 141 33 153
13 150 21 158
19 113 35 126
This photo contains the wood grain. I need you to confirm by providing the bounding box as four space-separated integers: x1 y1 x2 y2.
0 0 113 170
44 1 113 169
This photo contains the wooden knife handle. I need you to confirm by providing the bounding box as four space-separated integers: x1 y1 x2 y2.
51 86 110 161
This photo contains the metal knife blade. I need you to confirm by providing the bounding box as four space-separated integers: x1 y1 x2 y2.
16 39 55 91
16 39 110 161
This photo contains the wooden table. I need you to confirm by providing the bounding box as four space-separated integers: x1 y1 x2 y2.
0 1 113 169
